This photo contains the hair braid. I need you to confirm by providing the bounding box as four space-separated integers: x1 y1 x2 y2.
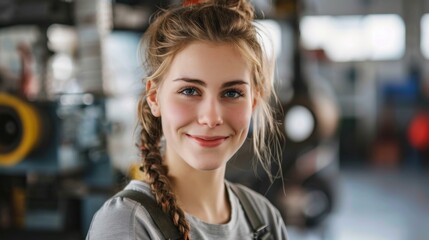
137 97 191 239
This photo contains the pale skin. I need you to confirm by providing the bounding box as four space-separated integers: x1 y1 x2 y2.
146 41 257 224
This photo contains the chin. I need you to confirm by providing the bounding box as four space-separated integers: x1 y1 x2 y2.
185 154 229 172
189 161 226 172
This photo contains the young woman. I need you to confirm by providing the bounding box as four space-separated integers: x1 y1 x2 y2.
87 0 288 239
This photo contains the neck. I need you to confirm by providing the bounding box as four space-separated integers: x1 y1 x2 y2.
165 157 231 224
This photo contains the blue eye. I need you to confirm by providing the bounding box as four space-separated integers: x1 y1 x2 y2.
179 87 199 96
223 89 243 98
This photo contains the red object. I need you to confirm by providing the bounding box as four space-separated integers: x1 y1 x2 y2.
408 113 429 150
17 43 33 98
183 0 204 7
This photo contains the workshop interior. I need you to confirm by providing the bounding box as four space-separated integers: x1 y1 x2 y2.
1 0 429 239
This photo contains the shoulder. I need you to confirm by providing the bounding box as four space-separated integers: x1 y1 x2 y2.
86 196 144 240
228 182 275 212
86 181 162 240
228 182 289 240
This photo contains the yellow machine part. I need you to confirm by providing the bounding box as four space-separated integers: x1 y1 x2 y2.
0 93 41 166
128 162 148 181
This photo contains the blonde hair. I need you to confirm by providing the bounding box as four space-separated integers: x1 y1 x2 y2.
137 0 282 238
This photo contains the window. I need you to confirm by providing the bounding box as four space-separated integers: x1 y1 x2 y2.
301 14 405 61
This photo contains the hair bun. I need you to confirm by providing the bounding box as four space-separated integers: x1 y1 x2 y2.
205 0 255 20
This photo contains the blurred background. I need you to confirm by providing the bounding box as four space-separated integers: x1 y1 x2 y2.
0 0 428 239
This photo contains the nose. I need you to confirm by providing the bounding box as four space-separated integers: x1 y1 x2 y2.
198 97 223 128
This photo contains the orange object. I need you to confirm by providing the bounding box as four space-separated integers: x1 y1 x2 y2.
183 0 204 7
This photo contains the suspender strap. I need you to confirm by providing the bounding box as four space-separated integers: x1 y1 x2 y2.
230 184 273 240
114 189 181 240
115 184 272 240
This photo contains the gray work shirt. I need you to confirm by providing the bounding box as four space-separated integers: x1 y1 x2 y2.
86 180 288 239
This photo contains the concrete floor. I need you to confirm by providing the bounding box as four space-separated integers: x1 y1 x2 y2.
287 168 429 240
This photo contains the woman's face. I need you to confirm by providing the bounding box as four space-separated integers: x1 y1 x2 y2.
147 42 255 173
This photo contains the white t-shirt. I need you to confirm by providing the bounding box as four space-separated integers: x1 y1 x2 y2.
86 180 288 240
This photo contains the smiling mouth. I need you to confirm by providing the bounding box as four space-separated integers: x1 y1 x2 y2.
186 134 229 148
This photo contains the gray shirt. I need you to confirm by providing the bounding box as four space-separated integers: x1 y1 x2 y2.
86 180 288 240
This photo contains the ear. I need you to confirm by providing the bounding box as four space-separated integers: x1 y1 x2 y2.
146 80 161 117
251 92 258 112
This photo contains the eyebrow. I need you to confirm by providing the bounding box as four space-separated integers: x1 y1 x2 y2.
173 78 249 88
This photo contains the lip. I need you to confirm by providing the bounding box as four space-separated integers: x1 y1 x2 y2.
186 134 229 148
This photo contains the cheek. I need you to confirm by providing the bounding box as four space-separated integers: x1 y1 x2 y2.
226 104 253 129
160 97 193 127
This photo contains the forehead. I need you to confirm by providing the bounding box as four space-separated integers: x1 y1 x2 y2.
163 41 252 85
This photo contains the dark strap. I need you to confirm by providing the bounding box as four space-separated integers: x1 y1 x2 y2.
114 189 181 240
230 184 273 240
115 185 272 240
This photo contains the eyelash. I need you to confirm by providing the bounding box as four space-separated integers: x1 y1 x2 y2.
179 87 200 96
222 88 244 98
178 87 245 98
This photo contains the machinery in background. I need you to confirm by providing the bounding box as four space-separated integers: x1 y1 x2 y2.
0 92 116 238
0 1 118 238
0 93 98 172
